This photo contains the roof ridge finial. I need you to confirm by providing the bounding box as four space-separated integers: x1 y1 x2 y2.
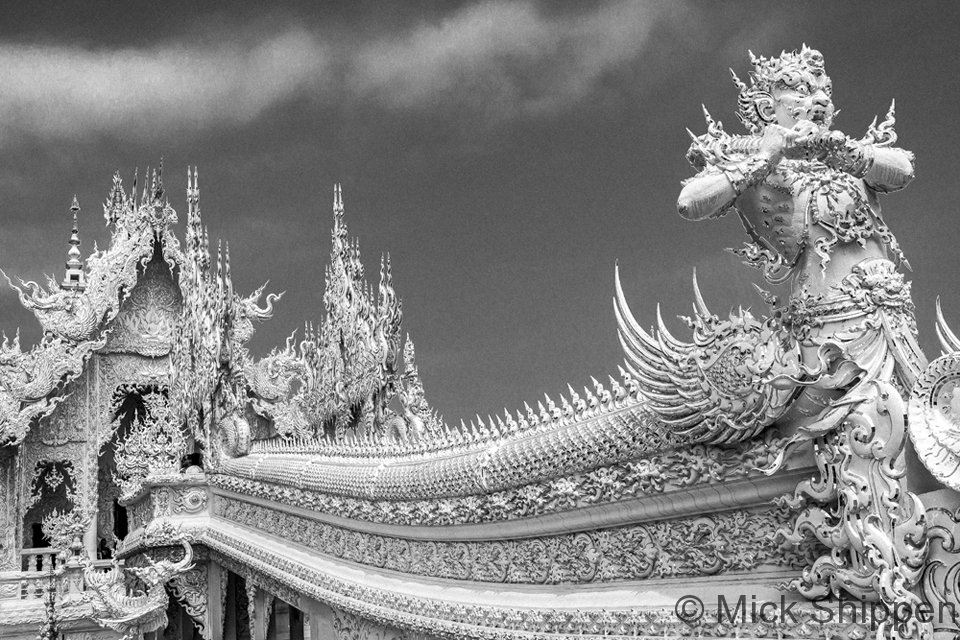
130 168 139 209
154 157 164 202
334 183 344 220
103 169 125 227
187 166 200 210
142 165 151 207
61 196 86 290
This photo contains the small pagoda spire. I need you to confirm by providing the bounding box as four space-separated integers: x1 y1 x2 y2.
61 196 86 290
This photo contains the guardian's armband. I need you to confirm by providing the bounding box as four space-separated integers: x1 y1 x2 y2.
829 140 876 178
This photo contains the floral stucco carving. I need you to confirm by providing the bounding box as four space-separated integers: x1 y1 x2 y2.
215 496 814 584
202 527 856 640
169 563 210 639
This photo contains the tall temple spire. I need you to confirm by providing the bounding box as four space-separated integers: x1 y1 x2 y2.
61 196 86 290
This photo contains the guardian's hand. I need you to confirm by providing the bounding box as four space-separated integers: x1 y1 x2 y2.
790 121 823 148
757 123 810 164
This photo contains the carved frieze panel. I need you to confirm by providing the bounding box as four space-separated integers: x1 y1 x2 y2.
202 528 853 639
214 496 814 584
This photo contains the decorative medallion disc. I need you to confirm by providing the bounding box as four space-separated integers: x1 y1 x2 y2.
908 352 960 491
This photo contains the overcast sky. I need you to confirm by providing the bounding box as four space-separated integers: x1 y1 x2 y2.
1 1 959 426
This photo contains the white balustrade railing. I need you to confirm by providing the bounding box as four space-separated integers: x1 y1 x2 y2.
0 550 59 602
0 548 107 603
19 547 58 572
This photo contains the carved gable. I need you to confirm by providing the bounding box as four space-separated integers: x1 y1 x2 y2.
102 248 182 357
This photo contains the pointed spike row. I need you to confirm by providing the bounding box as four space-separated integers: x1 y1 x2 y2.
333 183 344 220
614 261 662 355
701 105 714 126
691 269 712 320
655 306 689 355
936 297 960 354
729 68 746 92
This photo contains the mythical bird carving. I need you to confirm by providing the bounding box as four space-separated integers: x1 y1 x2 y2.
615 269 802 444
83 540 194 637
0 332 107 444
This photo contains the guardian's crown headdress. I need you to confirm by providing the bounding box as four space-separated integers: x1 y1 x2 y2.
730 45 830 133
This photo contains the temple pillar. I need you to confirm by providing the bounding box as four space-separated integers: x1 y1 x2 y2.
83 513 97 560
249 585 273 640
301 599 336 640
270 601 287 640
222 572 241 640
208 562 225 640
0 450 16 571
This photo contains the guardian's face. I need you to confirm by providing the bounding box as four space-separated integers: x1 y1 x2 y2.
771 70 834 129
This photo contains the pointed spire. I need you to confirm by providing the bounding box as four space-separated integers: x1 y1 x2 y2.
142 165 151 206
333 183 344 225
130 167 139 208
61 196 86 290
187 166 199 209
152 159 164 202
